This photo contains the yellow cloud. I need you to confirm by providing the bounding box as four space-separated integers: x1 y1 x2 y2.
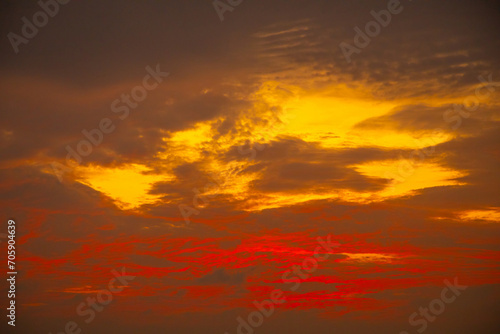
354 160 466 199
340 253 396 263
70 80 470 212
76 164 168 210
458 208 500 223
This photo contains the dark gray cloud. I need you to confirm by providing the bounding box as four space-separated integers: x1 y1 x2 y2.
196 267 247 285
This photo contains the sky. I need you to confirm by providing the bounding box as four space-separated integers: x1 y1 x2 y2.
0 0 499 333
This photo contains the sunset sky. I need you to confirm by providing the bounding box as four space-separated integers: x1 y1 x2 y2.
1 1 500 333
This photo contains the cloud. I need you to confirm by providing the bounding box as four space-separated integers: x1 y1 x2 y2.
1 0 500 333
196 268 247 285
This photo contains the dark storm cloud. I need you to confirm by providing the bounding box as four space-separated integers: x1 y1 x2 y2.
147 161 216 203
0 165 102 211
354 103 500 135
225 137 404 164
196 267 247 285
1 0 497 89
1 0 499 169
223 137 410 193
250 160 387 193
395 126 500 210
0 75 246 166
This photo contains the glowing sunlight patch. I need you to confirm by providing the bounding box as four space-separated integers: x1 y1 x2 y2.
282 94 398 148
76 164 167 210
341 253 396 263
458 208 500 223
354 161 466 199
